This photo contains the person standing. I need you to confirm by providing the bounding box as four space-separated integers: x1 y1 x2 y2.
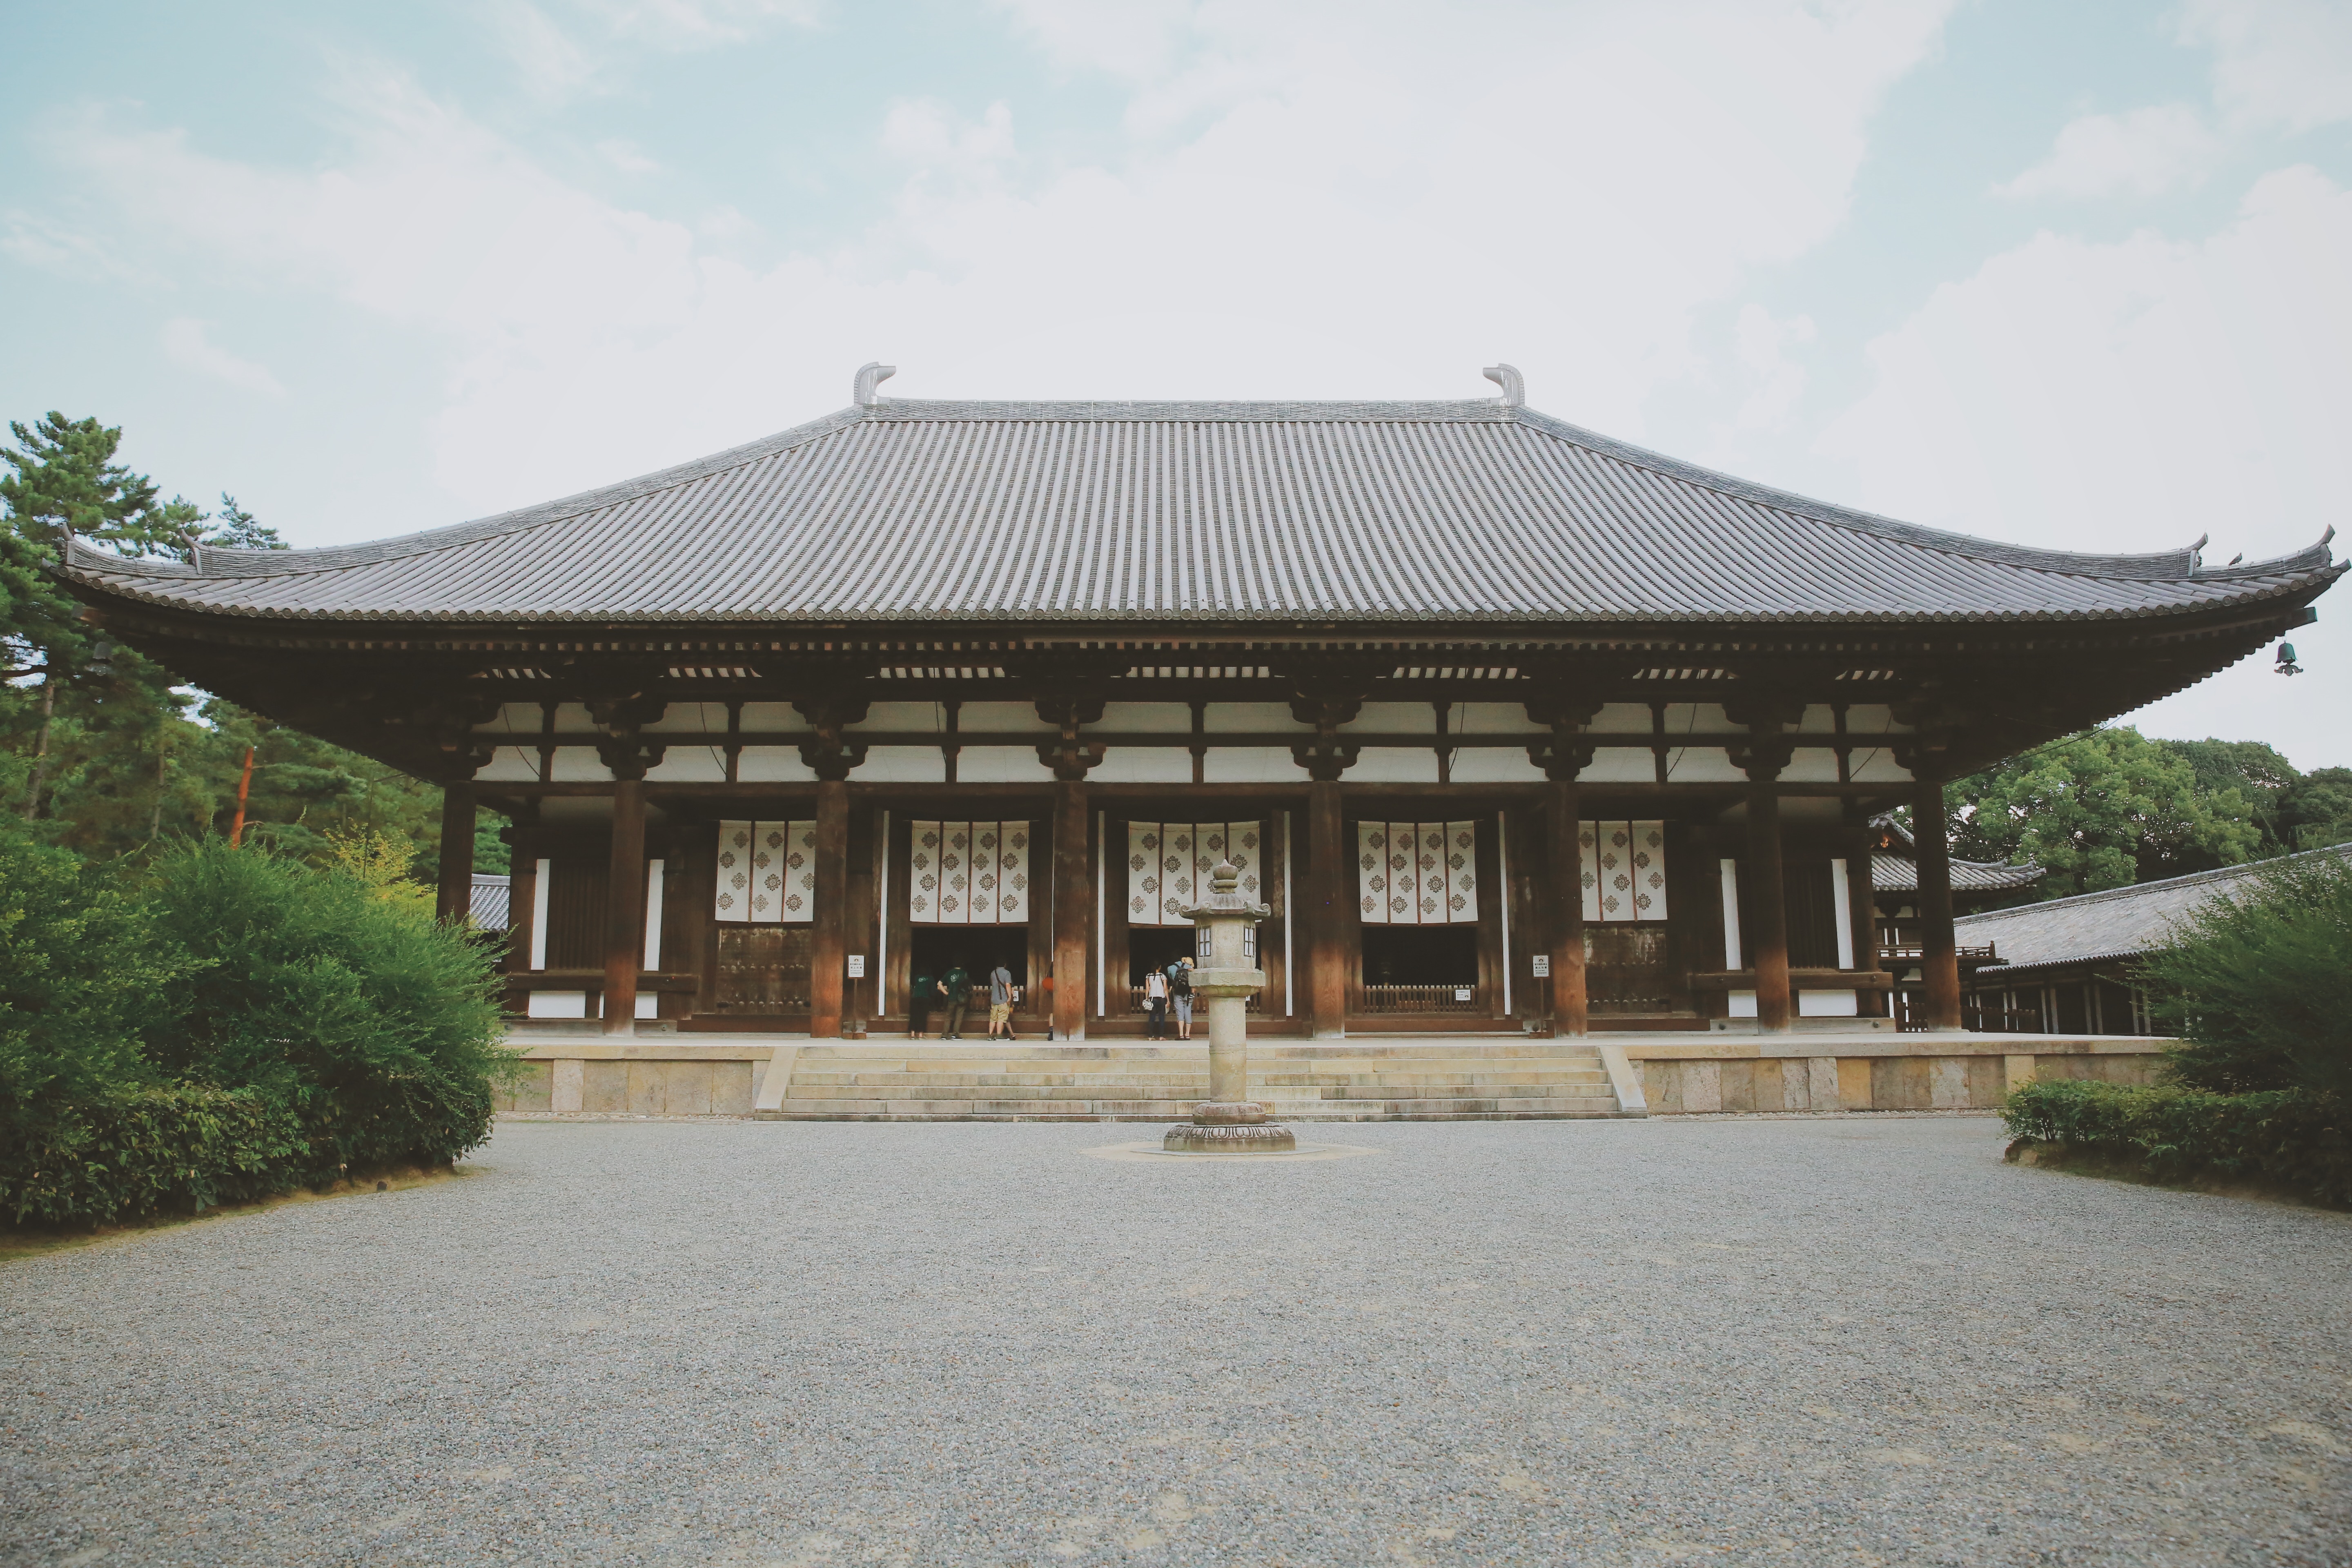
1143 964 1169 1039
942 960 971 1039
1169 956 1196 1041
908 967 935 1039
987 962 1018 1040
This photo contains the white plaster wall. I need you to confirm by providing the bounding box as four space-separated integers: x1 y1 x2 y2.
958 701 1055 734
1348 750 1440 784
645 702 728 735
474 746 539 782
1849 749 1915 783
1574 748 1653 782
1798 990 1860 1016
1446 747 1546 784
1096 702 1192 733
1344 702 1439 734
1662 747 1746 783
1779 748 1844 783
851 701 943 732
1205 746 1304 782
737 702 810 733
643 747 726 782
1591 702 1656 733
1089 748 1194 783
549 747 610 782
1844 704 1904 735
737 747 818 782
490 702 549 734
858 746 946 782
1206 703 1312 733
957 745 1054 782
1450 701 1548 735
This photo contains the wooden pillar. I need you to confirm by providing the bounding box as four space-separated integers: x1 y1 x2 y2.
1914 776 1963 1031
1746 781 1792 1033
1845 825 1886 1017
602 781 645 1034
1308 780 1347 1039
1052 780 1089 1041
1543 780 1587 1037
810 779 850 1039
435 782 475 925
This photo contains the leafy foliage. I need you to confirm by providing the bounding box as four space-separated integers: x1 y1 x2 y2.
1947 727 2265 898
2002 1078 2350 1205
2140 851 2352 1098
139 839 512 1183
0 782 190 1145
0 1084 304 1228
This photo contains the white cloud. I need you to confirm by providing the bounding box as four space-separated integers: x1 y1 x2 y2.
1816 166 2352 764
596 137 660 174
2178 0 2352 134
160 318 285 395
1730 305 1816 432
493 0 822 101
42 0 1958 518
1995 105 2219 199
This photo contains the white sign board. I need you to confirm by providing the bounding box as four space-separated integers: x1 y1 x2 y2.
1531 954 1551 978
1453 988 1472 1002
846 954 866 978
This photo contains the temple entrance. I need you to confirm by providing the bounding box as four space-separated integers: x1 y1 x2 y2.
1585 926 1673 1013
1358 926 1479 1015
908 926 1029 1025
713 926 813 1015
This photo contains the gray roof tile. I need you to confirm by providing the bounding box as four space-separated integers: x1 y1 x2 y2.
1956 844 2352 973
60 399 2341 626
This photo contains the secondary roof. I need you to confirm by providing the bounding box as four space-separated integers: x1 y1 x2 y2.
58 393 2340 627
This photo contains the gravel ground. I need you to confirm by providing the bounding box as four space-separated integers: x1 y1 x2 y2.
4 1116 2348 1568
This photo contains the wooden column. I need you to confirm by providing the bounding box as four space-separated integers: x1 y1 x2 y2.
1544 780 1587 1038
1845 824 1886 1017
809 779 850 1039
1307 780 1347 1039
435 782 475 925
1051 780 1089 1041
1914 776 1963 1031
1746 780 1792 1033
602 780 646 1034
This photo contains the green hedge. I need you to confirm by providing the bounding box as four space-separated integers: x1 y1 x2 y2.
2002 1078 2351 1205
1 1084 306 1227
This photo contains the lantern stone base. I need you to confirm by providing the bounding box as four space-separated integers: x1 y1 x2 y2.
1163 1121 1298 1153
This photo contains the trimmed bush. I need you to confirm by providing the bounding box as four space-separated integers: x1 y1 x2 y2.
1 1083 303 1227
139 839 512 1183
2141 850 2352 1096
2002 1078 2350 1205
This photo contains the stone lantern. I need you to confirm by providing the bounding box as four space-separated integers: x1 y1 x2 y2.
1165 859 1294 1154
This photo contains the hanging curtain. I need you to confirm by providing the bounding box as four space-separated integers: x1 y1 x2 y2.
1356 821 1477 924
911 820 1032 924
715 820 816 924
1582 820 1669 924
1126 821 1263 925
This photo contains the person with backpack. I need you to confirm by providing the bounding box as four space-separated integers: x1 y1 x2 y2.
941 961 971 1038
1167 957 1196 1040
1142 964 1169 1039
987 962 1020 1040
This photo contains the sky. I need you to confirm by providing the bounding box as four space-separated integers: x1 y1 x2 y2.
4 0 2349 764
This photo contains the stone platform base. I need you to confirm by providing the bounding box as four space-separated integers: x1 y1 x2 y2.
1163 1123 1298 1153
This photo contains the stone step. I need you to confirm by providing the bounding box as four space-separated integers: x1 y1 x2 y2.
764 1098 1623 1122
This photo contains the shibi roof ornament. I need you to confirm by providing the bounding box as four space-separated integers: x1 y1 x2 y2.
854 362 897 406
1482 363 1524 407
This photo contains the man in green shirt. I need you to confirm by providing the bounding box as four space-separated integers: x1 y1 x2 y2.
908 969 936 1038
941 963 972 1038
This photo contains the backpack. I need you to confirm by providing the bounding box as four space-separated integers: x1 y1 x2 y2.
1169 964 1192 998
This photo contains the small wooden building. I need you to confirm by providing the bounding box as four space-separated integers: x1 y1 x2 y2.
57 369 2340 1043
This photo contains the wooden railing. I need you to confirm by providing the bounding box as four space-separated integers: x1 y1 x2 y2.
1127 986 1262 1013
1878 942 1998 964
1356 984 1480 1015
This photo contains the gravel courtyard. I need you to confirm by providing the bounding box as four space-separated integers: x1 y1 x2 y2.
4 1116 2347 1568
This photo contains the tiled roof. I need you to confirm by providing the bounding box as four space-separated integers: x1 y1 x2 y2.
1871 853 2043 895
469 873 510 931
60 396 2339 626
1955 844 2352 975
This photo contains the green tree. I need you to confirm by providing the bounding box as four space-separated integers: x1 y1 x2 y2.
1948 727 2263 898
2142 851 2352 1098
2158 738 2301 854
2277 766 2352 852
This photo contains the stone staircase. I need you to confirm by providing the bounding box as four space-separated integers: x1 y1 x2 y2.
762 1040 1625 1121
